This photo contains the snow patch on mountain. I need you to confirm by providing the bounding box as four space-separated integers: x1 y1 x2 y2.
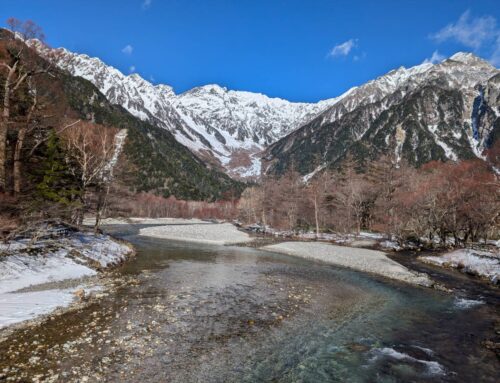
33 38 499 177
33 42 338 179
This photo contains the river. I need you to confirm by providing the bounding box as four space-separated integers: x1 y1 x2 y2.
0 224 498 382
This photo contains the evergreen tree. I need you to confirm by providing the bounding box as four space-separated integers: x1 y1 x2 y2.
33 129 80 220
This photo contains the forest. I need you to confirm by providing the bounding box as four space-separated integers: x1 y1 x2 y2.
0 19 498 251
239 154 500 248
0 19 240 236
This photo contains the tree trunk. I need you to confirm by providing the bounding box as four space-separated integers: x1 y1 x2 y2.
94 186 109 233
0 89 11 192
13 126 26 195
0 63 19 193
13 95 36 196
314 195 320 238
0 115 7 192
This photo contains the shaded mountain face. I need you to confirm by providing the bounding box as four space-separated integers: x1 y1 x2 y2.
0 31 241 201
263 53 499 176
33 42 338 179
60 73 243 200
33 39 499 179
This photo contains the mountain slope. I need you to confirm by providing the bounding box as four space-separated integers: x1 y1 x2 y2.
34 43 338 179
34 40 500 179
263 53 499 176
0 31 242 200
59 72 243 200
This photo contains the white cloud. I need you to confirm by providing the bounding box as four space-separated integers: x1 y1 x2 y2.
491 36 500 66
121 44 133 55
142 0 152 9
431 10 497 49
431 10 500 66
353 52 367 62
423 50 446 64
328 39 357 58
129 65 136 73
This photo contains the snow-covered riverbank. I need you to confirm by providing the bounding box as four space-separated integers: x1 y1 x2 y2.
420 249 499 284
139 222 253 245
0 228 133 329
261 242 433 287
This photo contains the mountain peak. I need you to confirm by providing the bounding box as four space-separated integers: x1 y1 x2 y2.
449 52 476 62
447 52 493 67
201 84 228 94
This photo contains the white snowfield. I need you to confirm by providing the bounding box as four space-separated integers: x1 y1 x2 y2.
0 232 132 329
261 242 432 286
139 222 253 245
421 249 500 284
35 37 498 180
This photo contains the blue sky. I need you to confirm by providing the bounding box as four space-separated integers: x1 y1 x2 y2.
1 0 499 102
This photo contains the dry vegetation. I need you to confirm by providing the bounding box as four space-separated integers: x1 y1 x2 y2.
239 153 500 248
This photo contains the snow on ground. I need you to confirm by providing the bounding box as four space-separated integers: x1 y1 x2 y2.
246 225 397 249
139 222 253 245
0 252 95 295
0 230 132 329
261 242 432 286
0 288 78 329
420 249 500 284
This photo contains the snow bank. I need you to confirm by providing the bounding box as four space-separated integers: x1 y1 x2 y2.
0 288 78 328
420 249 499 284
0 231 132 329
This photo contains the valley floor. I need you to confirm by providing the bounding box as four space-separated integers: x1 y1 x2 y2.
0 219 498 382
1 219 498 333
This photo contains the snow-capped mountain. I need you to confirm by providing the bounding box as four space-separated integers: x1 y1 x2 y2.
34 42 338 179
263 52 499 176
33 40 499 179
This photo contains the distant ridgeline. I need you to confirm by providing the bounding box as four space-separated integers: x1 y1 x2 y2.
22 30 499 192
34 39 500 180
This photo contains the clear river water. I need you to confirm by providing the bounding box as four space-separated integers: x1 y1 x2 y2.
0 224 498 382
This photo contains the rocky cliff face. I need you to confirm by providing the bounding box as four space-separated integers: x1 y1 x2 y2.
34 40 499 179
263 53 499 176
34 42 337 179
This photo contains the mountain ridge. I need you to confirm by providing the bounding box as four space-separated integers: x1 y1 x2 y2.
32 38 499 179
263 53 499 176
33 41 340 179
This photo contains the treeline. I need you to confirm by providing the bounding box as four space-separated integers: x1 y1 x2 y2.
239 154 500 247
114 192 239 220
0 19 126 234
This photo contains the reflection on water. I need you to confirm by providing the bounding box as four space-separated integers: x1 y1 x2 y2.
102 225 498 383
1 224 498 382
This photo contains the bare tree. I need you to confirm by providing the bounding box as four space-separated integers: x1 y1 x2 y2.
0 18 61 195
306 170 332 237
61 121 121 227
0 18 48 191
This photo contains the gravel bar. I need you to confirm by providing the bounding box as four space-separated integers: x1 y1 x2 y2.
139 222 253 245
261 242 432 287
